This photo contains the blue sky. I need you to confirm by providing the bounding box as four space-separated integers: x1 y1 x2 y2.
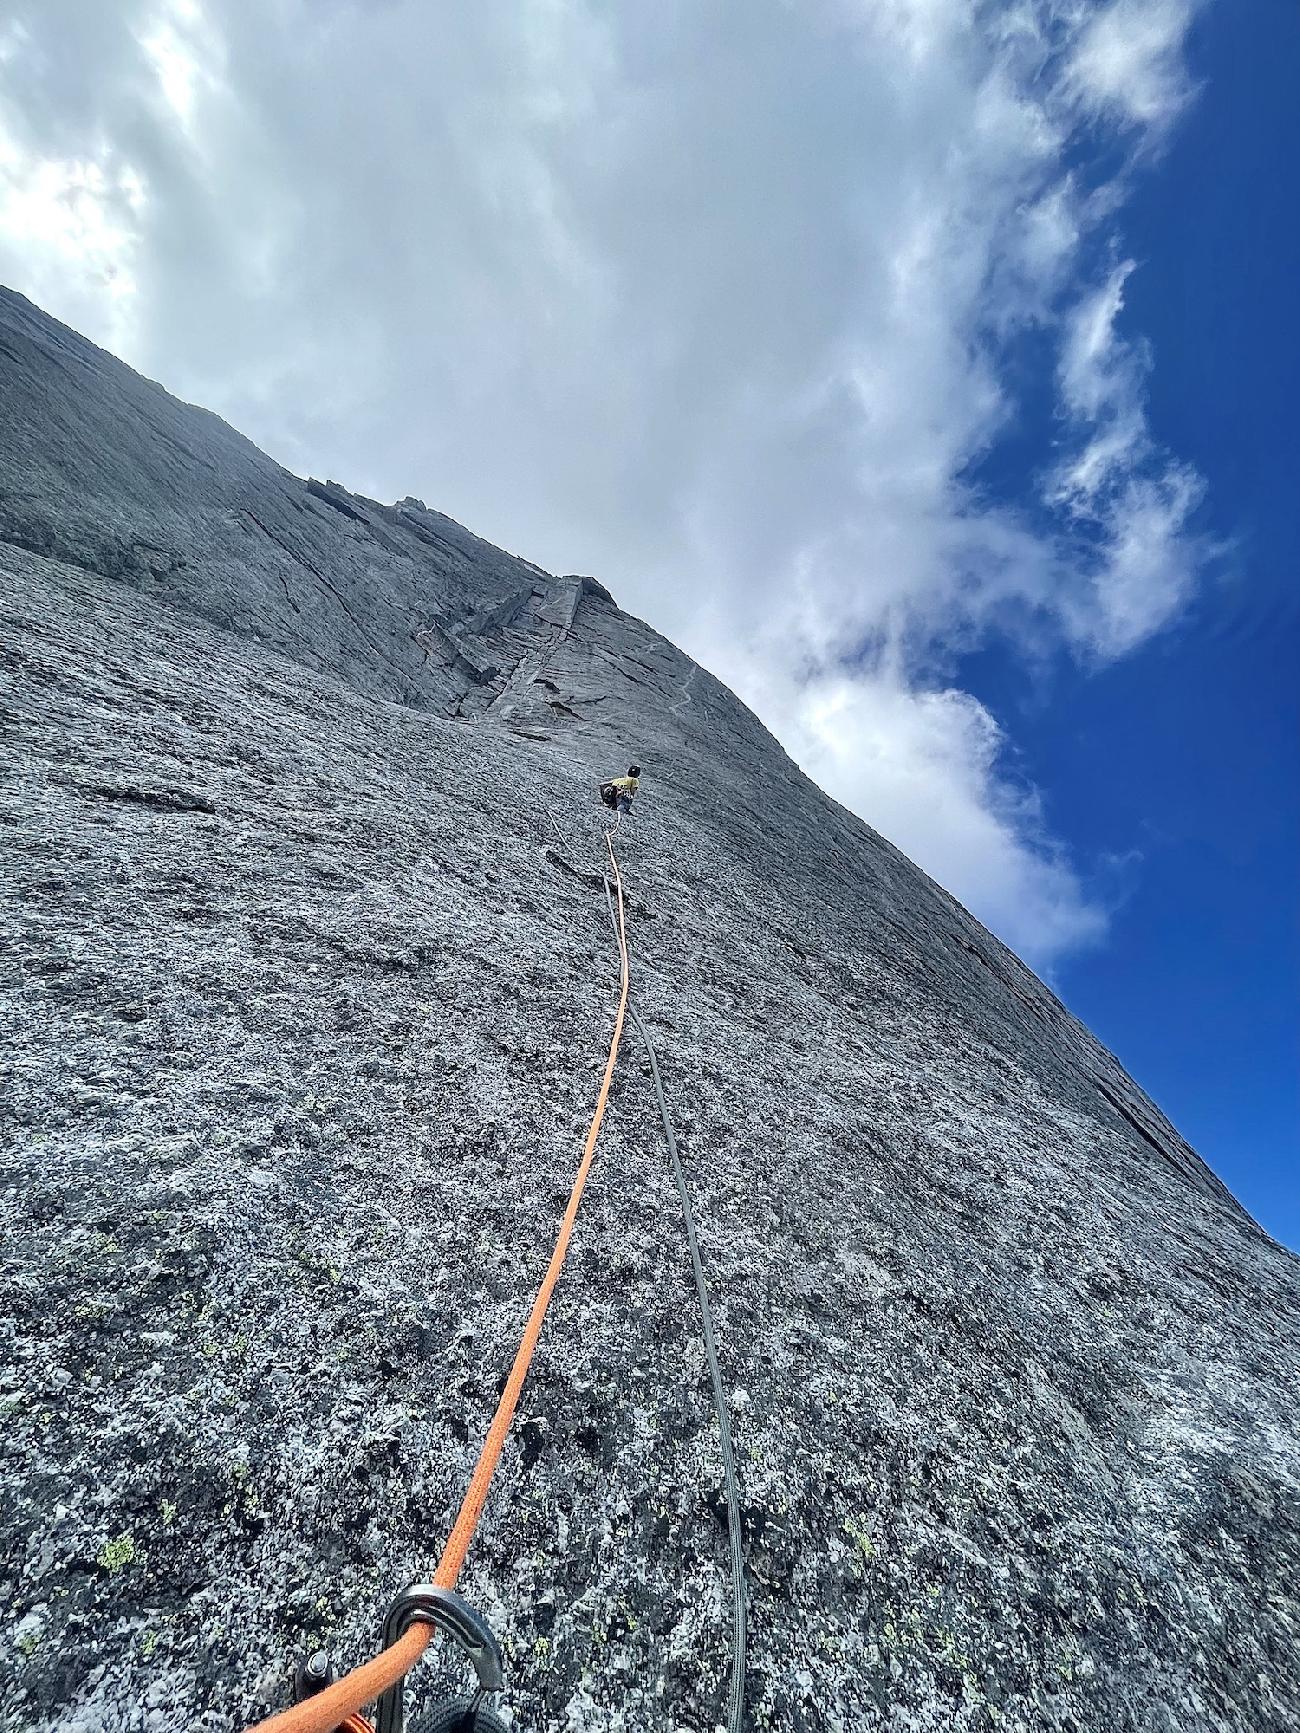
0 1 1293 1242
962 0 1298 1246
1077 0 1297 1248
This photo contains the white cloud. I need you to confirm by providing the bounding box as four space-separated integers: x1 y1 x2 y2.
780 666 1107 967
1050 261 1206 653
1082 466 1205 656
138 1 218 134
0 0 1209 968
1058 261 1140 423
0 122 141 349
1067 0 1202 130
0 21 29 66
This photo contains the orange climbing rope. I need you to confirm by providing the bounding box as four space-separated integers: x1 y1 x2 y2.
247 830 631 1733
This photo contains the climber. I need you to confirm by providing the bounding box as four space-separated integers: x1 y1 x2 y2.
599 764 641 822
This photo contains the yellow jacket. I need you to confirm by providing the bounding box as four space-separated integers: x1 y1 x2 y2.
608 775 640 796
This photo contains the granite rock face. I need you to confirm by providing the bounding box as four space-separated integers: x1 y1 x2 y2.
1 287 1297 1733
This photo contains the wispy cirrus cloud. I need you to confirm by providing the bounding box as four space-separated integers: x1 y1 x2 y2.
1066 0 1202 130
1050 261 1207 656
0 0 1211 966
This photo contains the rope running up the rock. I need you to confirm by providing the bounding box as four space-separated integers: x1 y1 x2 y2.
602 872 747 1733
247 830 632 1733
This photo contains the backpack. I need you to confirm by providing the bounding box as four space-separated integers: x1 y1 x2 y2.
599 782 619 809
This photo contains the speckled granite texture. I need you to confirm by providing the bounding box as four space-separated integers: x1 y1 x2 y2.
2 288 1297 1733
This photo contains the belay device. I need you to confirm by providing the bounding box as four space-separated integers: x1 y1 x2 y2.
293 1586 507 1733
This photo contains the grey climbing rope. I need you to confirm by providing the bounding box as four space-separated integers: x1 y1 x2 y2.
602 872 747 1733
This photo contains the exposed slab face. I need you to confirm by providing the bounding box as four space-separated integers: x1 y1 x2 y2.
1 288 1297 1733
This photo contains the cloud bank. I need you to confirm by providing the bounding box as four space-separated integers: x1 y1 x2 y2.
0 0 1208 967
